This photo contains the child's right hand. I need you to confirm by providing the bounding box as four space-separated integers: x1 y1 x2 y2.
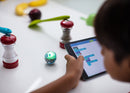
65 55 84 88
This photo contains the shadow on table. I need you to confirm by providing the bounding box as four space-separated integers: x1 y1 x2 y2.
29 25 43 32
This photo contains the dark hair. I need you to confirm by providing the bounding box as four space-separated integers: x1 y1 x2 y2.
94 0 130 63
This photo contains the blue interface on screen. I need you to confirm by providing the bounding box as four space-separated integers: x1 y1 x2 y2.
70 38 106 77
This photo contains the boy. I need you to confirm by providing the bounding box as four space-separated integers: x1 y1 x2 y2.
32 0 130 93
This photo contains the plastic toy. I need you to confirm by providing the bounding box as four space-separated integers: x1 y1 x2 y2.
29 0 47 7
15 3 28 16
60 20 74 49
15 0 47 16
0 27 18 69
81 13 96 26
0 0 5 1
29 8 42 21
0 27 12 35
45 51 56 65
28 15 70 27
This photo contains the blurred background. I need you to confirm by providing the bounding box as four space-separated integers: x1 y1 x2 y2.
51 0 105 14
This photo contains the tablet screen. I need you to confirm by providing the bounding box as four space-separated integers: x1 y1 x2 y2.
70 38 106 77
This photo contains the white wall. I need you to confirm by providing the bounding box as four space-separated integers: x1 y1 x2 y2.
51 0 105 14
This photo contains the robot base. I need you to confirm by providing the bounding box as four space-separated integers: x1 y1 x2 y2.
3 60 18 69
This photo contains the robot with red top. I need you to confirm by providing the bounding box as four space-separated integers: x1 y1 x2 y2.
60 20 74 49
0 27 18 69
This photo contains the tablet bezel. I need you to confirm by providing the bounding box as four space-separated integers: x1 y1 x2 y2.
65 37 106 81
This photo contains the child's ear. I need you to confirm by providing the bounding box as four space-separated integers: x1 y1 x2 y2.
101 45 107 56
128 56 130 69
124 55 130 70
121 56 130 82
101 46 105 56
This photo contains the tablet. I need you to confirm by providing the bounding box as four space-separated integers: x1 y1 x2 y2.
65 37 106 81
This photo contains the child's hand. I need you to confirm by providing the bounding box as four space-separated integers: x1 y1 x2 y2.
65 55 84 88
31 55 84 93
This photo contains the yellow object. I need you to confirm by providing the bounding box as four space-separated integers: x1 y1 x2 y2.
29 0 47 7
0 0 5 1
15 3 28 16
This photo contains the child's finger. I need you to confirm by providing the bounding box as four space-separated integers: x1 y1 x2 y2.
77 56 84 62
65 55 75 61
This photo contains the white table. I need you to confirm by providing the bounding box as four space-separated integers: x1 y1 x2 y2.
0 0 129 93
